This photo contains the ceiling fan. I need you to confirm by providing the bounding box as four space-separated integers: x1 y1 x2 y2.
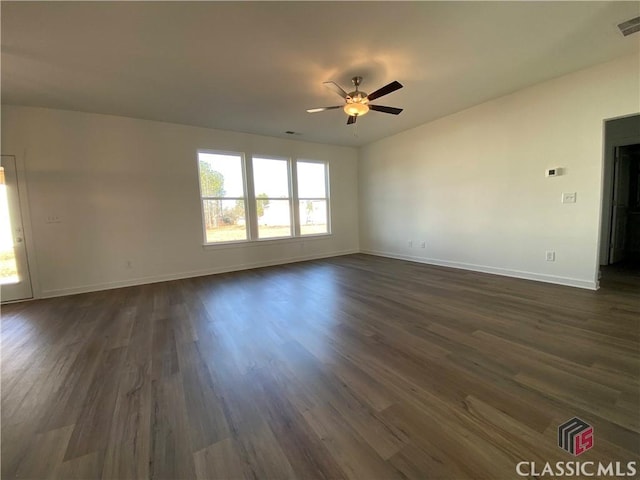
307 76 403 125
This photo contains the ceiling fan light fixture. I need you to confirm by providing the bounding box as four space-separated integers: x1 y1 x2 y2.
343 102 369 117
308 76 403 124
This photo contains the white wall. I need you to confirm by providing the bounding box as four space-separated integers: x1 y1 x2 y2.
359 54 639 290
1 106 359 297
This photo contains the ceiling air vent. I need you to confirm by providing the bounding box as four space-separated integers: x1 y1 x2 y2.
618 16 640 37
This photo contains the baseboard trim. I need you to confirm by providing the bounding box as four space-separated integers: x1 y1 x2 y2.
40 249 359 299
360 249 598 290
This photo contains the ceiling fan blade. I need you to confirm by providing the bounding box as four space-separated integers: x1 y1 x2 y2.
306 106 342 113
369 105 403 115
323 81 349 99
347 115 357 125
366 80 403 102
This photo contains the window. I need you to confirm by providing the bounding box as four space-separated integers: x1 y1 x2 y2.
297 160 329 235
198 150 330 245
253 157 292 239
198 151 248 243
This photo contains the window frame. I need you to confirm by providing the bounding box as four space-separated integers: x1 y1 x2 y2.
296 159 331 237
197 149 250 245
252 155 294 240
197 150 331 247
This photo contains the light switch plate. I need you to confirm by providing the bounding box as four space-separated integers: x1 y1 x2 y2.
562 192 577 204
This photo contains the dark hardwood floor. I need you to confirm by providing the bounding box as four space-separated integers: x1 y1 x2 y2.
2 254 639 479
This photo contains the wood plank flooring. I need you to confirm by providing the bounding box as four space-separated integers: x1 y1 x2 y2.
2 254 639 479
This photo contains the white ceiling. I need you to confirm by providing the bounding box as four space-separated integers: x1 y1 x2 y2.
2 1 639 147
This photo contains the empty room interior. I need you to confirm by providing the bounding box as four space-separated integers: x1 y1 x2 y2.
2 2 640 479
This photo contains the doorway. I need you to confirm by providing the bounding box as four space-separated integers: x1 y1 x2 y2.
599 115 640 270
0 155 33 302
609 144 640 265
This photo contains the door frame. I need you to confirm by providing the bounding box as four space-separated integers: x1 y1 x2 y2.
0 153 39 302
598 114 640 269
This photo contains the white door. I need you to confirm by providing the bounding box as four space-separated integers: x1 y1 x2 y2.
0 155 33 302
609 147 631 264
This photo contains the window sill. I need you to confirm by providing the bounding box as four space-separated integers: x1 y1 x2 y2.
202 233 333 250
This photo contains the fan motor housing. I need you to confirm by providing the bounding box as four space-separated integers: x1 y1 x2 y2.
347 91 368 103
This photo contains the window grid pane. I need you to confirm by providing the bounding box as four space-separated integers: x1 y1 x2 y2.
297 162 327 198
253 157 290 198
299 199 328 235
203 199 247 243
198 153 245 198
257 199 292 239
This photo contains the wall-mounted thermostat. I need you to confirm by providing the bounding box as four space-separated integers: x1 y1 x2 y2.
546 167 563 177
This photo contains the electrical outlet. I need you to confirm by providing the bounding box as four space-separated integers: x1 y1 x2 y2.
45 215 62 224
420 241 426 248
546 251 555 262
562 192 577 204
408 240 413 247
